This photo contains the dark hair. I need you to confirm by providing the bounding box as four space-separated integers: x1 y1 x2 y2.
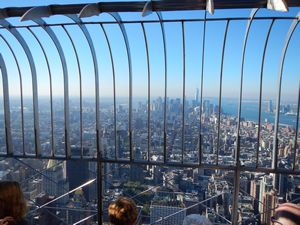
276 210 300 225
108 197 138 225
0 181 27 222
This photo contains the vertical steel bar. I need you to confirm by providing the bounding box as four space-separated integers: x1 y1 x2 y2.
62 25 83 158
233 9 258 225
141 22 151 162
66 15 101 159
182 21 186 164
27 27 55 157
97 155 103 224
216 20 229 165
273 15 300 172
199 11 207 166
236 8 258 161
232 155 241 225
34 18 71 158
99 23 119 225
0 20 41 156
109 12 133 161
0 54 12 155
66 16 102 222
156 12 168 164
293 81 300 171
232 135 241 225
256 19 275 168
99 24 117 161
0 34 25 155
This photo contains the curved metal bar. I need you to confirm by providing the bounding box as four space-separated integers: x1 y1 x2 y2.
0 34 25 155
20 6 51 21
62 25 84 158
0 19 41 156
108 12 133 161
199 11 207 165
27 27 55 157
156 12 168 163
0 54 12 154
236 8 259 163
79 3 101 18
182 21 186 164
65 15 101 224
66 15 100 159
256 19 275 168
33 18 71 158
65 19 102 223
273 14 300 170
81 9 133 160
142 1 152 17
99 23 117 161
233 9 258 225
141 22 151 162
216 20 230 165
294 82 300 171
267 0 288 12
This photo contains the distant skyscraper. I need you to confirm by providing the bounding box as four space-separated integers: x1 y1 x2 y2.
268 100 273 113
195 88 199 105
43 160 69 204
250 180 260 214
66 147 90 201
203 100 210 115
130 147 144 182
261 190 277 225
117 130 127 159
288 177 300 203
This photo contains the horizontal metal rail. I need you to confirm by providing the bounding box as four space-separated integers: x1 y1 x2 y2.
1 0 300 19
1 17 300 30
1 154 300 175
151 192 224 225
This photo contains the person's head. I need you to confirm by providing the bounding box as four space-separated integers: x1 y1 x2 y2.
273 203 300 225
108 197 137 225
183 214 212 225
0 181 27 222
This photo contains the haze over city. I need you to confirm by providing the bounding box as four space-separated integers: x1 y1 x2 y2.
0 1 299 225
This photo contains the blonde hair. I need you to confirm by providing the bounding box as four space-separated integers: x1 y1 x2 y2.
0 181 27 221
108 197 138 225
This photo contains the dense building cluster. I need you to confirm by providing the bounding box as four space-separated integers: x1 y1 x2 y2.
0 94 299 224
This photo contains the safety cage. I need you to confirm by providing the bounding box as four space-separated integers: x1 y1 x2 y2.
0 1 299 225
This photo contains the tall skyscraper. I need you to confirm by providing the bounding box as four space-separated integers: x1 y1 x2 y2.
43 160 69 204
250 180 260 214
66 147 90 201
203 100 210 115
130 147 144 182
268 100 273 113
261 190 277 225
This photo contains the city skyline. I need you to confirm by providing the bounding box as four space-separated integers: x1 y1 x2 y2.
0 2 299 225
0 90 299 224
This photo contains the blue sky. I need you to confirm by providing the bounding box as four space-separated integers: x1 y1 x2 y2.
0 1 299 103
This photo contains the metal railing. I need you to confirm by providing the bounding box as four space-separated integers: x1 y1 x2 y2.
0 3 299 225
